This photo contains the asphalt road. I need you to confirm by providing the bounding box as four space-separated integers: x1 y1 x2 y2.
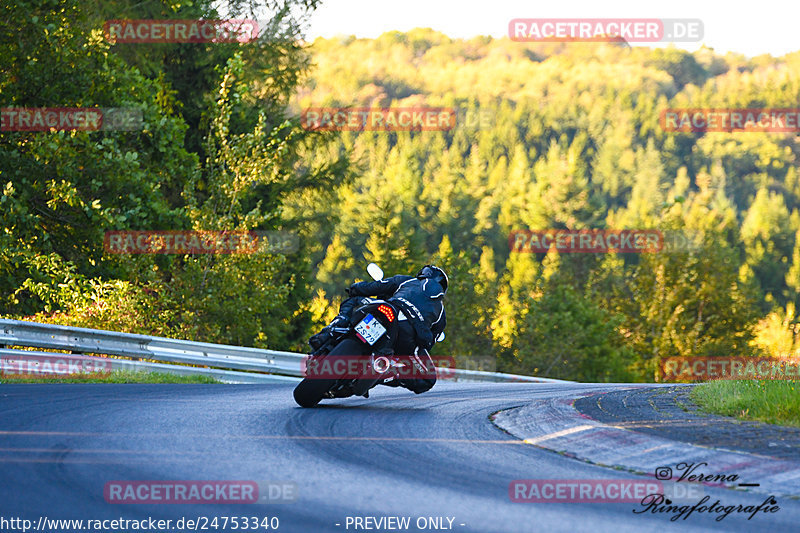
1 382 798 533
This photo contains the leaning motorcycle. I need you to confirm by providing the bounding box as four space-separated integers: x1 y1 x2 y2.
293 264 432 408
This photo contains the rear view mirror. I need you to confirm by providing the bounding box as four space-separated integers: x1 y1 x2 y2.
367 263 384 281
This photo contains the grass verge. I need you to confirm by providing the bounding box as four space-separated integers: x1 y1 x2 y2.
1 370 221 384
690 379 800 427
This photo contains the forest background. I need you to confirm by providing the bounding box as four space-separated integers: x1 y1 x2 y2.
3 0 800 381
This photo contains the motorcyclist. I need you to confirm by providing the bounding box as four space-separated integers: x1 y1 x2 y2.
308 265 448 394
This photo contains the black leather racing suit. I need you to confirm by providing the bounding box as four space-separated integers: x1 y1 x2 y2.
345 274 446 393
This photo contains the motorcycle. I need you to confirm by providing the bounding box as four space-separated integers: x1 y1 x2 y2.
293 263 437 408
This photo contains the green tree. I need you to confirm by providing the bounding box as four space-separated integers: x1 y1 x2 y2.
740 187 794 308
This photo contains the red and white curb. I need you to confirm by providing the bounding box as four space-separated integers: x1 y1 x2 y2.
491 386 800 497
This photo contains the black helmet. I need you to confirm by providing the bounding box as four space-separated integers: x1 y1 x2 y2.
417 265 448 294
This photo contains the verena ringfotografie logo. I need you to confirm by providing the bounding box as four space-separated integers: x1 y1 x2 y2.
1 354 112 379
509 19 703 43
104 481 297 504
1 107 142 132
661 109 800 133
104 20 259 44
661 357 800 381
300 107 457 132
638 464 779 522
104 230 298 255
509 229 663 253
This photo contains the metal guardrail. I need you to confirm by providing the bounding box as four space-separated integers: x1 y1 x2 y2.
0 349 299 383
0 319 567 384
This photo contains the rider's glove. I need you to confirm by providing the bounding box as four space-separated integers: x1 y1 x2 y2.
345 283 362 297
308 327 333 350
330 315 349 329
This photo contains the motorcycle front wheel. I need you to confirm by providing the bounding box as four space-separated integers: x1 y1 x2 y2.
292 375 338 408
292 338 364 408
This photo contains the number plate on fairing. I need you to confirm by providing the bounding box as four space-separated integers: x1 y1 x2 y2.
354 313 387 345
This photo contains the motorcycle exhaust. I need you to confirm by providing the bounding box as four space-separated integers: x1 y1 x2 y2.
372 355 391 374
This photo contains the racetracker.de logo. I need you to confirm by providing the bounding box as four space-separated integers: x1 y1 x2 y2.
104 230 298 255
300 107 457 132
104 480 297 504
508 18 703 43
301 354 452 380
661 108 800 133
510 480 664 503
509 229 663 253
105 481 254 504
660 356 800 381
1 107 142 132
1 354 112 378
104 19 259 43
